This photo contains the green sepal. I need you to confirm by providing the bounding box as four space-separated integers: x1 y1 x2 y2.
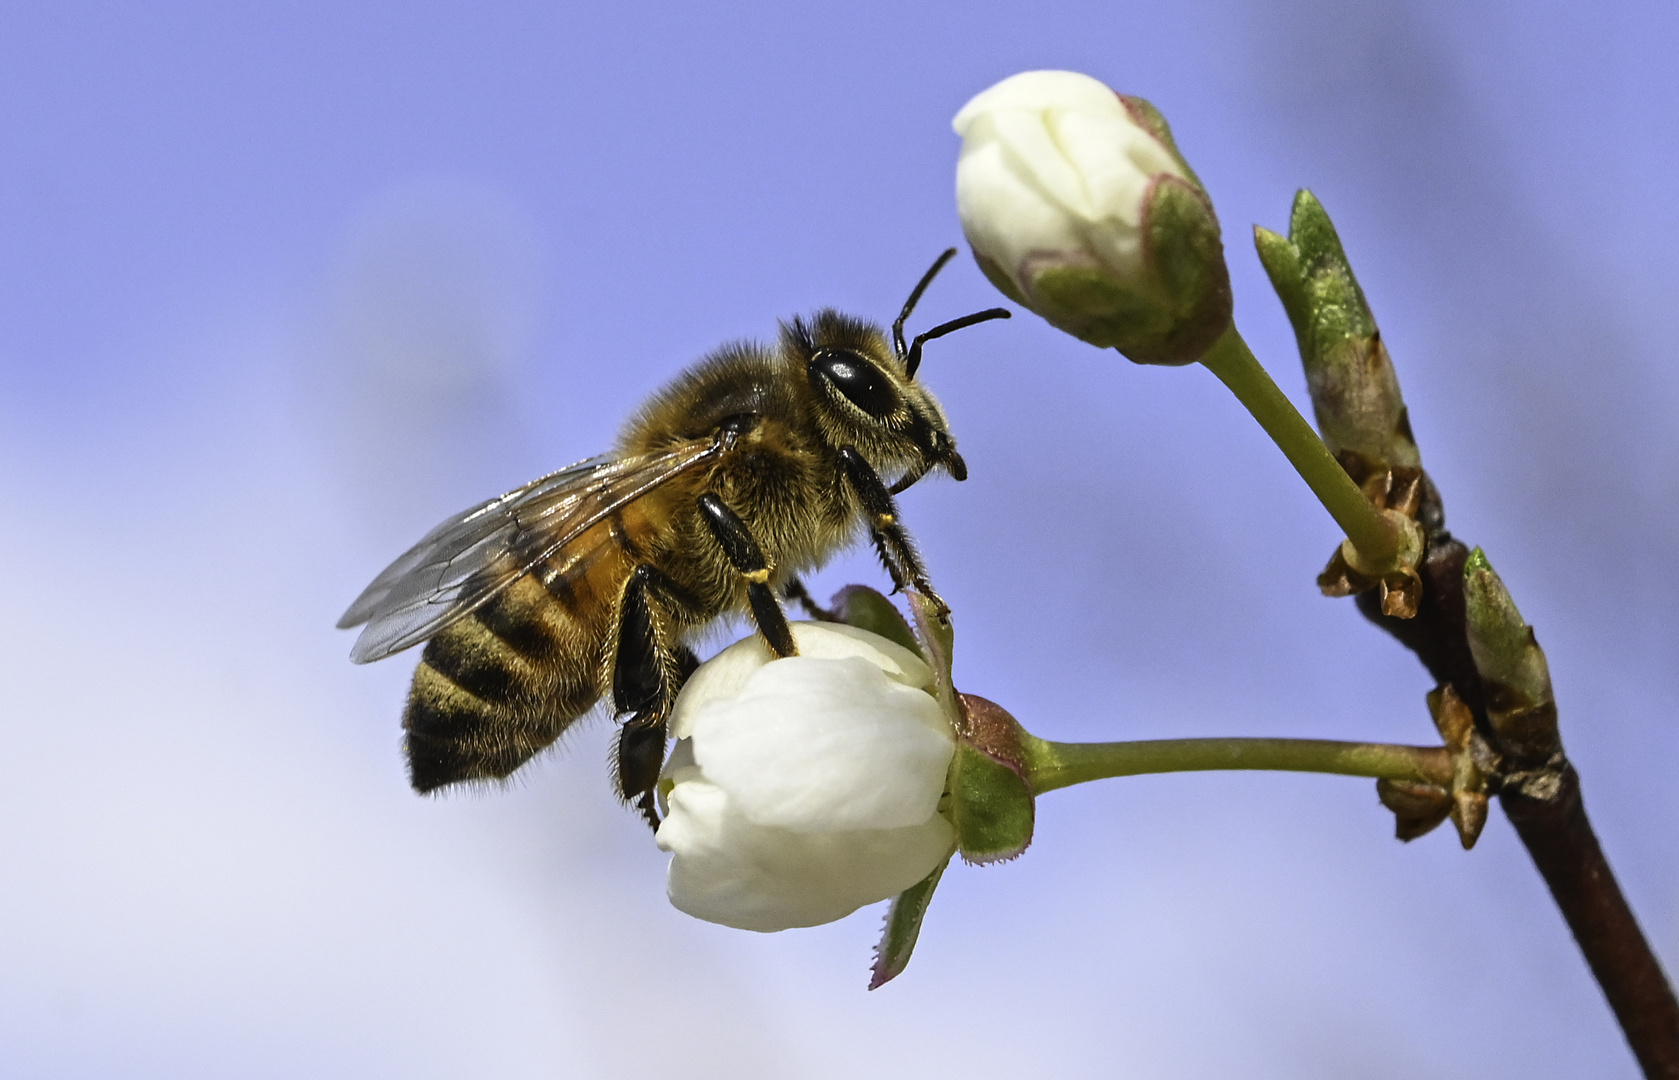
1118 94 1206 191
1026 175 1231 366
1141 175 1233 364
948 693 1035 864
900 599 1035 865
948 741 1035 865
829 585 921 658
1029 263 1171 354
905 592 957 717
868 848 953 989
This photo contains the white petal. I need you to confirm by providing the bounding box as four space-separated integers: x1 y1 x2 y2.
657 777 955 932
987 109 1100 220
781 621 934 690
1052 108 1182 224
952 69 1184 287
952 70 1127 135
654 621 957 931
666 636 774 741
654 736 700 818
956 134 1090 286
667 621 933 740
685 656 952 832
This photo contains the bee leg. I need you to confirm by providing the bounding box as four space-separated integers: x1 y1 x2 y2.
612 643 702 827
837 446 949 619
616 714 667 829
671 642 702 685
610 566 700 828
782 577 839 622
697 493 797 658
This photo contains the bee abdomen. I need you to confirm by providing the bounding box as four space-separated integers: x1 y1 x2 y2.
418 626 532 706
403 578 606 792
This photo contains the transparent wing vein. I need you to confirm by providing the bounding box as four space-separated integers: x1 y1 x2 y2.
339 441 718 663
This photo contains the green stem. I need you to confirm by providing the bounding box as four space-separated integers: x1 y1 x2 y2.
1198 325 1399 564
1026 735 1451 796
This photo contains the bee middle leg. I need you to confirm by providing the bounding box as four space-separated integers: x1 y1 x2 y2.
837 446 949 618
611 564 701 828
696 493 797 658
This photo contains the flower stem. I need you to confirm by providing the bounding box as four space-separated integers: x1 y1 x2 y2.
1198 325 1400 565
1025 735 1450 795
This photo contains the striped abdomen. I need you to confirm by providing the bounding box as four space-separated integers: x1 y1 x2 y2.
402 526 632 792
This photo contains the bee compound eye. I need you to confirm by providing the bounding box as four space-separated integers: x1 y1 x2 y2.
811 349 898 419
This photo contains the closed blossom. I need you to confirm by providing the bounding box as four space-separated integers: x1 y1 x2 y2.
655 622 956 932
953 70 1231 365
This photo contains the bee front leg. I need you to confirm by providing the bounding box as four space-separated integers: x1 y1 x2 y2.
782 577 840 622
836 446 949 619
611 564 699 829
696 493 797 658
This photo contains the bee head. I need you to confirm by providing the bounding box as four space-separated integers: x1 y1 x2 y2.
786 252 1008 492
787 310 967 492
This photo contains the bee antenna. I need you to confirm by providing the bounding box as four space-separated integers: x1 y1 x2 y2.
904 308 1010 379
893 248 959 363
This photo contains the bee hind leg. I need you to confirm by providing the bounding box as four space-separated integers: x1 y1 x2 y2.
837 446 949 620
616 645 701 827
696 493 797 658
610 565 701 829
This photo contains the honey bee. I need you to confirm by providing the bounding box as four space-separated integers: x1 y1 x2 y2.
339 249 1007 824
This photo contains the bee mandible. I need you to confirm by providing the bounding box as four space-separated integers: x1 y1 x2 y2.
338 249 1008 825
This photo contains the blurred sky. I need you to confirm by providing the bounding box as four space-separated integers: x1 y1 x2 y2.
1 1 1675 1077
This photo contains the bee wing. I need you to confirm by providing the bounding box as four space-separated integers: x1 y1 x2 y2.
339 440 720 663
336 452 616 632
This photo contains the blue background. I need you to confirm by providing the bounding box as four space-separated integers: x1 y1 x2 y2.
1 1 1675 1076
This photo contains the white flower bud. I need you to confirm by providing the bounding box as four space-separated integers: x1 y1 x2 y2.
953 70 1232 365
655 622 956 932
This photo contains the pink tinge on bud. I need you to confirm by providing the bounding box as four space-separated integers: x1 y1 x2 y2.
957 692 1031 775
950 693 1036 864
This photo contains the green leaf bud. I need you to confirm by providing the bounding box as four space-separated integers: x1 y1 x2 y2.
1255 191 1421 478
1462 548 1560 773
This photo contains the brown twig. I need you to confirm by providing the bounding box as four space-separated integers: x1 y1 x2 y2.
1504 770 1679 1079
1257 190 1678 1073
1357 529 1679 1077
